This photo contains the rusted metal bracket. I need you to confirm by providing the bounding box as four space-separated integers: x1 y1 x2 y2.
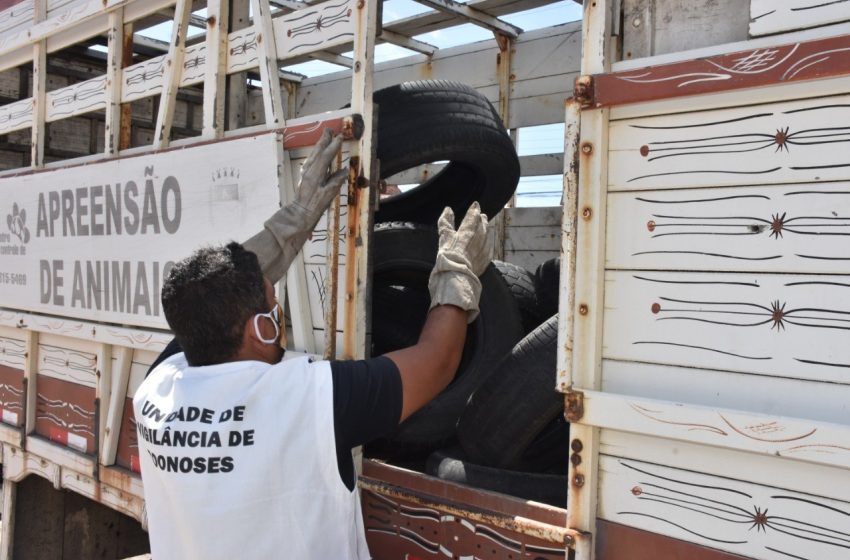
573 74 594 107
565 388 585 422
342 113 365 141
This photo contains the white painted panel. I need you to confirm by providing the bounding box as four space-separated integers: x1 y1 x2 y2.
598 455 850 560
0 326 25 370
586 390 850 469
0 98 34 135
751 0 850 37
606 182 850 272
37 341 97 387
272 0 356 61
601 430 850 505
603 270 850 384
504 225 560 252
608 93 850 191
46 75 107 122
602 360 850 426
0 1 33 36
503 250 558 273
505 206 563 228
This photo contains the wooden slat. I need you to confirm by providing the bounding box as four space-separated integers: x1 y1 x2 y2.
588 393 850 469
504 224 560 252
271 0 357 62
606 183 850 272
297 23 581 129
598 455 850 559
103 8 123 155
250 0 285 128
603 270 850 384
601 430 850 505
152 0 191 148
608 91 850 191
750 0 850 37
594 33 850 110
505 205 563 227
201 0 228 139
30 0 46 168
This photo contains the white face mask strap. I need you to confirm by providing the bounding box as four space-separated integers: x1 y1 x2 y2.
253 312 280 345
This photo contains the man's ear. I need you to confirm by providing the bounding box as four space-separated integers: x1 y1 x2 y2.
240 316 265 354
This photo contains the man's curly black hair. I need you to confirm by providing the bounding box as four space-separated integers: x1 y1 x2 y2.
162 242 267 366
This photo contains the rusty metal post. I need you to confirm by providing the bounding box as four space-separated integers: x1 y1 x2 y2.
565 0 614 558
119 21 134 151
343 0 379 361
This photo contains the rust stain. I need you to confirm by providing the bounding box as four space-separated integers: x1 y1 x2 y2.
565 390 584 422
206 15 217 27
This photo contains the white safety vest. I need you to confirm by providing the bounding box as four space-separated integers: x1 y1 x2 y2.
133 353 371 560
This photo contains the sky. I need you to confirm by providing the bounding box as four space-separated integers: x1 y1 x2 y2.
140 1 583 207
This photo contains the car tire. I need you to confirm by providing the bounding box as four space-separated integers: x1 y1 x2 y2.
374 80 520 225
372 222 525 447
457 315 567 470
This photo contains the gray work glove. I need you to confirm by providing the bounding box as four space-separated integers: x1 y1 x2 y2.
428 202 491 323
243 128 348 283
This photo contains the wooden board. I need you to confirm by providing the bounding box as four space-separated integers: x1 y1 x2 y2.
751 0 850 37
601 360 850 427
0 327 25 426
296 23 581 130
598 455 850 560
602 270 850 384
114 348 155 473
608 92 850 190
606 182 850 273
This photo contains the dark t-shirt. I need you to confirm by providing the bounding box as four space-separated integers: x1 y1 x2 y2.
147 341 403 491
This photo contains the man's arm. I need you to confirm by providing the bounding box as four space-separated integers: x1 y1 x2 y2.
384 305 466 422
243 128 347 284
384 202 491 423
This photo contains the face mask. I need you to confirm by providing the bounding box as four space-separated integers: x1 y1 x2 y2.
253 301 283 345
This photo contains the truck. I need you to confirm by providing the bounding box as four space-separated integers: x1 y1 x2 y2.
0 0 848 558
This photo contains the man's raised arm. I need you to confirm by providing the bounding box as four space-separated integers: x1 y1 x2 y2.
385 202 491 422
243 128 348 284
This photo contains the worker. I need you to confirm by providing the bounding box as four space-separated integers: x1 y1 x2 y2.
133 129 491 559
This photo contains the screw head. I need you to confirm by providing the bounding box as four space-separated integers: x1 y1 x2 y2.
581 142 593 154
573 474 585 487
578 304 588 315
571 438 583 452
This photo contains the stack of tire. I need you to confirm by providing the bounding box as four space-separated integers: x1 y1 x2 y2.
369 80 568 506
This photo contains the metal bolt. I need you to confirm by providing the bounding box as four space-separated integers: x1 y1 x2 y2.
581 142 593 155
570 452 582 467
354 61 361 72
578 304 588 315
632 17 641 27
582 207 592 220
571 438 583 452
573 474 585 487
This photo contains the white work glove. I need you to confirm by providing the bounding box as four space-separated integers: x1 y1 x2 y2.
428 202 491 323
243 128 348 283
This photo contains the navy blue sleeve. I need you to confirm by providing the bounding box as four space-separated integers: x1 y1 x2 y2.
330 356 403 491
146 338 183 377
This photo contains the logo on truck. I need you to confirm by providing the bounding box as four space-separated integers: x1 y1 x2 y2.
5 202 30 244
